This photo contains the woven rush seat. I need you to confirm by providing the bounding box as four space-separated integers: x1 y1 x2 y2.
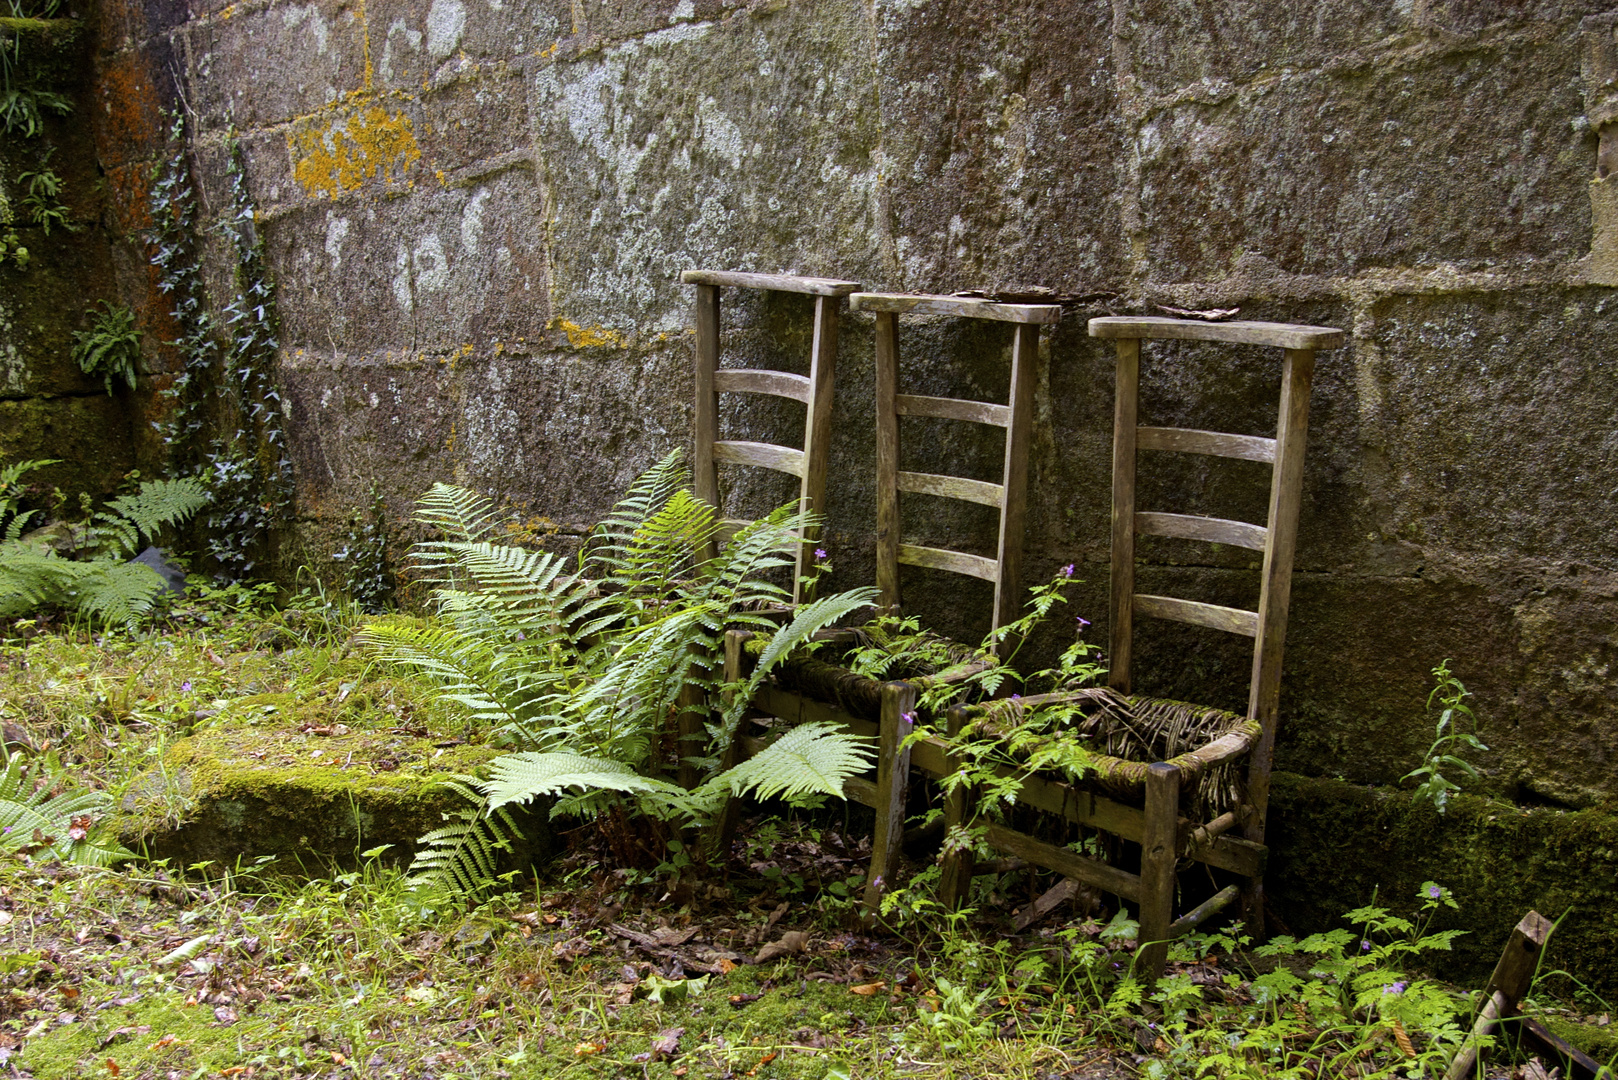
961 688 1260 815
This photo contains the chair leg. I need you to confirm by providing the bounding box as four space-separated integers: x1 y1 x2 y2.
707 630 753 865
938 704 975 910
863 681 916 921
1135 762 1181 982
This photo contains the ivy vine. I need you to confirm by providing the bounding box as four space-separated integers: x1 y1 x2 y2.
147 113 294 580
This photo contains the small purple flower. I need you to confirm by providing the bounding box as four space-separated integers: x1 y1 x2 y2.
1010 694 1021 702
1427 885 1442 900
181 681 192 692
900 711 917 726
1062 564 1075 578
1383 981 1407 995
1076 616 1091 629
872 875 884 888
1361 940 1372 952
814 548 827 560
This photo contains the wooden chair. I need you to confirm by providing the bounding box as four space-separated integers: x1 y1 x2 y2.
935 315 1345 980
676 270 862 791
718 292 1060 914
681 269 861 602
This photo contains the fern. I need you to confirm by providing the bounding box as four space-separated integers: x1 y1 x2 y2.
372 453 882 898
406 779 521 900
0 751 134 866
0 466 207 628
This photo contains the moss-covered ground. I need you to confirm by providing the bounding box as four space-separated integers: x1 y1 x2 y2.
1 588 1614 1078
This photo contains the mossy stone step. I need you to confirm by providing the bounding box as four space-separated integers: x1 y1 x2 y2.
117 694 553 875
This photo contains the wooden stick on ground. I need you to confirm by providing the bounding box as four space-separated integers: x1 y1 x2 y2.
1444 910 1553 1080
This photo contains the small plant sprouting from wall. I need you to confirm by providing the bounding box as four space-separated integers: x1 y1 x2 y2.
71 301 141 393
147 114 294 580
0 0 72 141
331 483 394 612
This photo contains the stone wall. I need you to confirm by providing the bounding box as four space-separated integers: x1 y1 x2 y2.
91 0 1618 805
0 16 138 499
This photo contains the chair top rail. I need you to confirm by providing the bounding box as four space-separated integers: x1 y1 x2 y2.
852 292 1061 325
1090 316 1345 350
898 470 1004 509
680 269 862 296
713 368 812 404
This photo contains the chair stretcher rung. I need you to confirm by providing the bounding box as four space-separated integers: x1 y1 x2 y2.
895 393 1011 428
714 369 812 403
898 471 1004 508
713 440 806 477
1135 595 1259 637
981 823 1142 901
1138 426 1276 463
1136 512 1267 551
897 544 1000 581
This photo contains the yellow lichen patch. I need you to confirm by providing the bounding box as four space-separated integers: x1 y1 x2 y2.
553 319 629 348
290 106 422 199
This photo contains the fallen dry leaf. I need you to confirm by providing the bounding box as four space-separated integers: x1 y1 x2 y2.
148 1034 175 1050
212 1006 237 1025
573 1041 604 1057
754 930 809 964
849 981 886 996
649 1026 684 1062
718 957 737 975
105 1060 119 1077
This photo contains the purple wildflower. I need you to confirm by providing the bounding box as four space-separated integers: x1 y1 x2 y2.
1361 940 1372 952
901 711 917 726
181 681 192 692
1427 885 1442 900
1384 981 1407 995
1076 616 1091 629
815 548 827 560
1062 564 1075 577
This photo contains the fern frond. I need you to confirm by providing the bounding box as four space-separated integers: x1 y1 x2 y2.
0 751 133 865
406 779 520 899
70 562 168 630
481 752 686 812
359 620 560 730
583 450 692 575
412 483 501 544
413 540 582 638
710 722 875 803
89 477 209 558
0 541 88 616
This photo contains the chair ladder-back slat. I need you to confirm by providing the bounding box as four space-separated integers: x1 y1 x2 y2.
897 544 1000 581
713 368 813 403
1136 511 1268 551
1134 594 1260 637
897 470 1004 508
895 393 1012 428
712 440 807 476
1137 427 1277 463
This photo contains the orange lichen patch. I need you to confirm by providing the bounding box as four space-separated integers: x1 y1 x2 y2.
103 162 155 238
552 319 629 348
93 52 166 167
290 105 422 199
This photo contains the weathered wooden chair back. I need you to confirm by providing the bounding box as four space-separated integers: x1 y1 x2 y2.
683 270 861 603
856 292 1061 652
1094 315 1345 839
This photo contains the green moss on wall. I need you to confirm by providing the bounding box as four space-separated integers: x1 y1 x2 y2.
1267 772 1618 997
